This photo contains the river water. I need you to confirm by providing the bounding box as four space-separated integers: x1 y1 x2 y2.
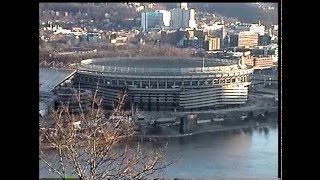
40 125 278 179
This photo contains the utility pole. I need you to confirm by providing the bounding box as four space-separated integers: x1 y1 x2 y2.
202 57 205 71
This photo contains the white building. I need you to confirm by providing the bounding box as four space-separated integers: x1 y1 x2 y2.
189 8 197 29
170 4 196 29
54 28 72 35
159 10 171 27
250 22 265 35
273 25 278 31
202 23 224 31
272 45 278 62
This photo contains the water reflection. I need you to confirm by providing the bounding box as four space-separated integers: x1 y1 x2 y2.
259 127 263 133
161 126 278 178
243 127 253 135
40 126 278 179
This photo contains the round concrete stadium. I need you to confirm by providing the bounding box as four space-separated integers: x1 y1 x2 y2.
72 57 254 111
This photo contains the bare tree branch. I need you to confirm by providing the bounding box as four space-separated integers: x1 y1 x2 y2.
40 88 175 179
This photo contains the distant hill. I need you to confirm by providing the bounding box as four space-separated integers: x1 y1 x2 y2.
39 3 278 25
39 3 139 20
161 3 278 25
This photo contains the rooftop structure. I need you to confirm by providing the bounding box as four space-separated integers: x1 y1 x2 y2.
39 68 76 93
39 68 77 116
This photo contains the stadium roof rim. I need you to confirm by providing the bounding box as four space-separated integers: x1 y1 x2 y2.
81 56 220 63
79 56 237 69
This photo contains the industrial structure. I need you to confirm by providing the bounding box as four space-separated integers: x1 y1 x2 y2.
72 57 254 111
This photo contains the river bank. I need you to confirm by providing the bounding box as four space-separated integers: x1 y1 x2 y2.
40 119 277 149
138 121 277 140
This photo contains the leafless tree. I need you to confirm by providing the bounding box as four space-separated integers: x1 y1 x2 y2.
39 91 175 179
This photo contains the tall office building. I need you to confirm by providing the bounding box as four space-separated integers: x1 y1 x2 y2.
211 26 227 47
170 3 196 29
141 11 164 32
230 32 259 47
178 2 188 9
141 10 171 32
204 36 220 51
188 8 197 29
